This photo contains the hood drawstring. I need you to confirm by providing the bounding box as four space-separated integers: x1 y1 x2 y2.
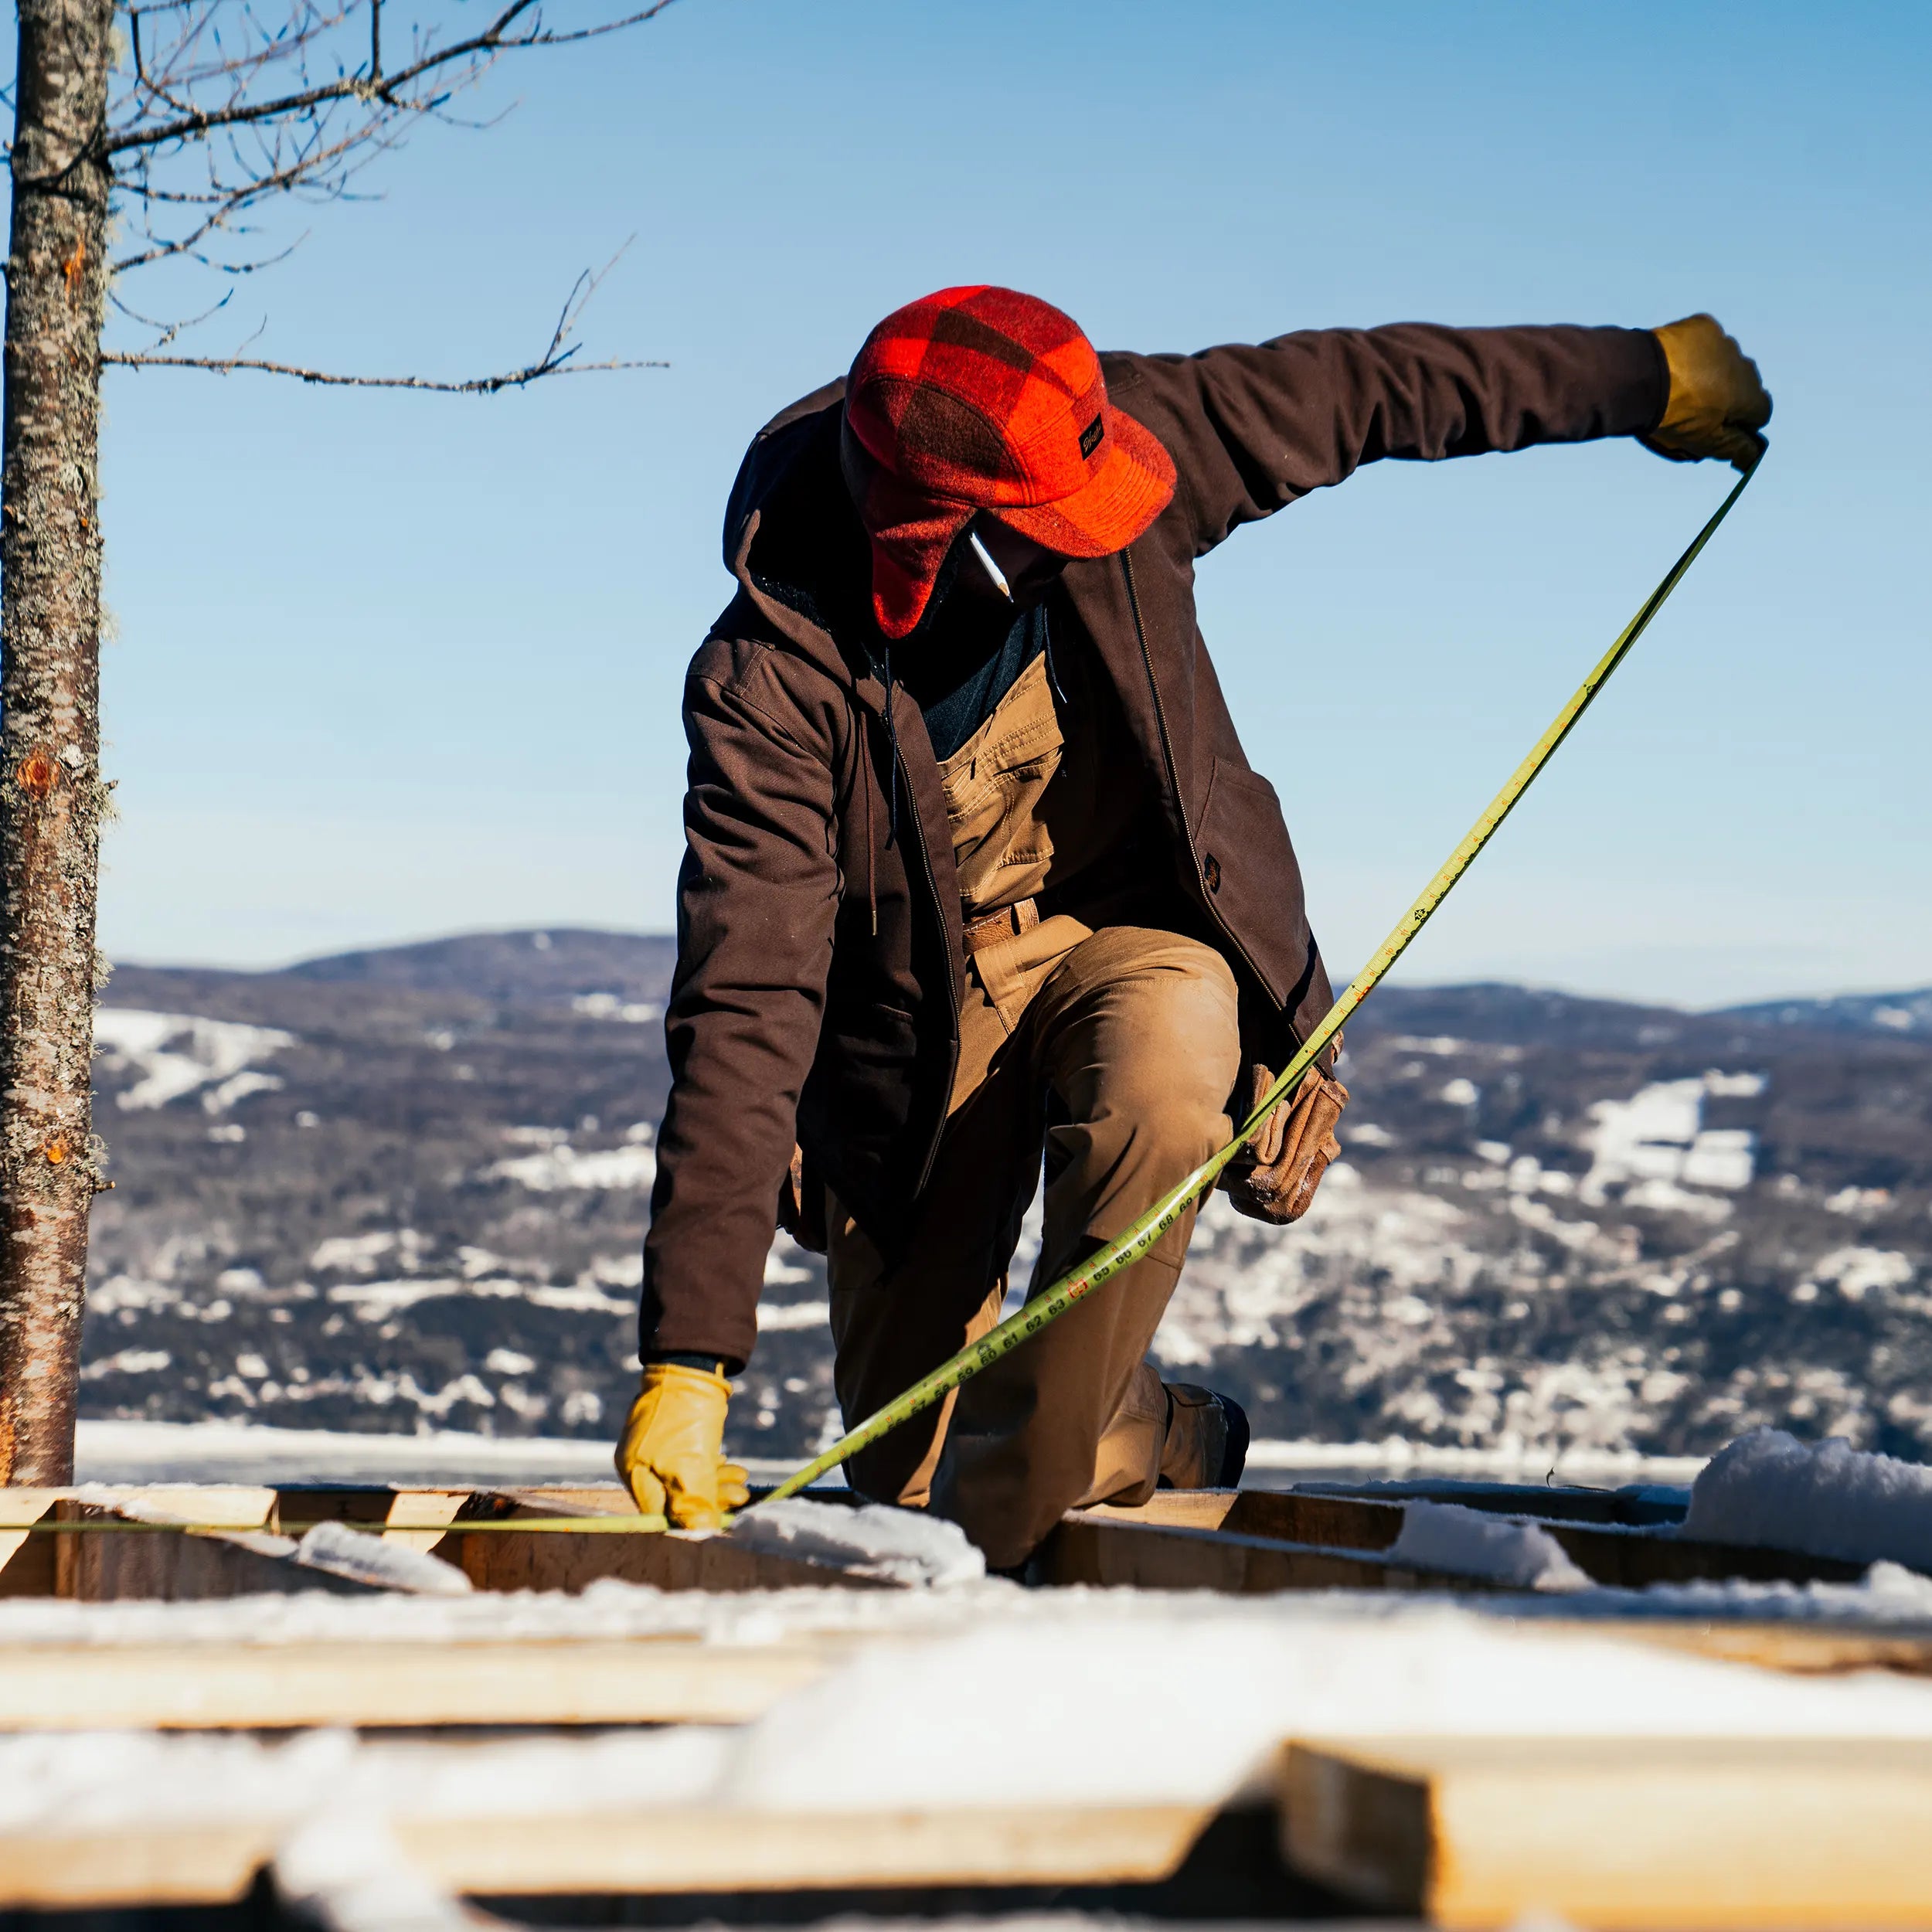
855 645 900 940
880 646 902 855
862 709 878 937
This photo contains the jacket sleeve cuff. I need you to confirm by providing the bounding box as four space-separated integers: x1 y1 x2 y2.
1626 326 1672 437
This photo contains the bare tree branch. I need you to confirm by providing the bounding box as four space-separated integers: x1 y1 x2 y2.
103 348 665 391
104 236 660 390
109 283 235 349
107 0 679 156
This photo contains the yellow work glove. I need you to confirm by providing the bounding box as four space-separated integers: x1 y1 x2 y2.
1642 314 1771 473
614 1363 750 1529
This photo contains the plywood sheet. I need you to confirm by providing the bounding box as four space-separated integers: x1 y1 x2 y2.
1038 1514 1478 1594
1281 1736 1932 1929
0 1802 1214 1908
1077 1490 1867 1589
0 1639 825 1730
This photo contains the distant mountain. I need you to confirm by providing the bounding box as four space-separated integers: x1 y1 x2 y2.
79 937 1932 1468
1719 988 1932 1038
284 928 679 1008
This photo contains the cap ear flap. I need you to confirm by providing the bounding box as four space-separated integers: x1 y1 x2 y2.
842 407 974 638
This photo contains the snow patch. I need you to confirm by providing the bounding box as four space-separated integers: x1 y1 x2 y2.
729 1498 985 1588
485 1142 657 1192
757 1301 829 1332
571 992 662 1024
325 1274 632 1320
72 1419 629 1488
764 1235 815 1287
293 1522 472 1597
1806 1247 1913 1303
1580 1074 1758 1205
275 1814 475 1932
1388 1500 1590 1592
311 1231 420 1277
1683 1427 1932 1573
93 1009 294 1113
80 1349 171 1380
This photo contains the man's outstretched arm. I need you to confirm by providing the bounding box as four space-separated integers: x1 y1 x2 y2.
1116 315 1767 555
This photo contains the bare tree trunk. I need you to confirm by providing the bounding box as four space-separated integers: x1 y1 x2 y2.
0 0 114 1484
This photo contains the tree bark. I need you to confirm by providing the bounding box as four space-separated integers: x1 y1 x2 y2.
0 0 114 1484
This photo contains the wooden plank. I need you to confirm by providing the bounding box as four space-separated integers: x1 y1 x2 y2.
444 1489 891 1594
0 1639 827 1730
1599 1619 1932 1679
1080 1489 1242 1532
1280 1736 1932 1929
1539 1517 1866 1588
1296 1478 1689 1529
1240 1489 1866 1588
0 1489 60 1598
118 1485 277 1526
378 1488 472 1553
0 1827 272 1909
1056 1518 1932 1677
53 1500 373 1604
1078 1491 1869 1590
1037 1514 1483 1595
0 1803 1215 1908
444 1520 890 1594
267 1484 457 1539
408 1802 1216 1898
0 1485 881 1601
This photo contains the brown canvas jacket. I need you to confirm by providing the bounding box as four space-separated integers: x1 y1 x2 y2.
643 322 1668 1366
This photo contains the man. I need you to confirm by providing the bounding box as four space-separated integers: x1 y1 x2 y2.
618 289 1769 1568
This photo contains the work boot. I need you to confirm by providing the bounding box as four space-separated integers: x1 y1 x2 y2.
1158 1383 1250 1490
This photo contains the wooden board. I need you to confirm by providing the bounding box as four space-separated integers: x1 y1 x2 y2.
0 1803 1216 1908
1296 1478 1689 1528
0 1489 59 1598
442 1490 890 1594
442 1521 888 1594
1599 1618 1932 1679
404 1802 1216 1899
1038 1513 1483 1595
1080 1489 1869 1589
1281 1736 1932 1929
0 1638 828 1730
0 1485 880 1601
53 1499 375 1603
1055 1515 1932 1676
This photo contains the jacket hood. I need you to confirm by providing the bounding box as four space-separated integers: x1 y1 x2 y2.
720 379 875 651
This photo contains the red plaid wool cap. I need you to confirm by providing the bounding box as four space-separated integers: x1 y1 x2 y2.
841 285 1178 638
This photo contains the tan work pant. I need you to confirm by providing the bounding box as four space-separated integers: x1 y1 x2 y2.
828 922 1242 1570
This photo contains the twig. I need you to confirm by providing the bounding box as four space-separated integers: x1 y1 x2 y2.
107 0 680 155
108 284 235 349
103 236 653 391
102 349 665 392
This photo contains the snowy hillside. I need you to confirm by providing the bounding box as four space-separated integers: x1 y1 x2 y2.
82 934 1932 1465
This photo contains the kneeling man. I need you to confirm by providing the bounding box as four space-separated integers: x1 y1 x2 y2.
619 287 1767 1567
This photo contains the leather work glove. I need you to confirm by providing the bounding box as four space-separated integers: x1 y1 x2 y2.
1219 1063 1349 1226
614 1363 750 1529
1642 314 1771 473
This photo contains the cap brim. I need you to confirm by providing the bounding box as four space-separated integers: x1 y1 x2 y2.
993 403 1176 558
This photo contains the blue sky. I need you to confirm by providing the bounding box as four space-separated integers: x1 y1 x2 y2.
90 2 1929 1005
